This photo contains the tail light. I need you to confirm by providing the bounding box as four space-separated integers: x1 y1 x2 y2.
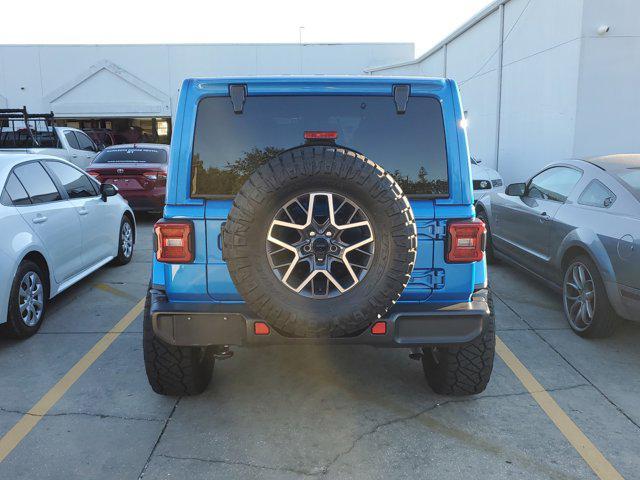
87 171 101 180
446 219 486 263
144 171 167 186
154 221 194 263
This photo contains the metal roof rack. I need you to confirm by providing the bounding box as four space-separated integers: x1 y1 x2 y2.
0 106 59 148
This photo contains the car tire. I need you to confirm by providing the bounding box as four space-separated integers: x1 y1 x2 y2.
422 289 495 395
222 145 417 338
113 216 134 266
476 209 495 264
143 287 215 396
2 260 48 339
562 255 617 338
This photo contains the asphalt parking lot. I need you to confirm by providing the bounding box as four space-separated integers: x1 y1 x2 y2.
0 216 638 480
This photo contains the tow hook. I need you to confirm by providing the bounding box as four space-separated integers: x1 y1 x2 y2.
214 345 234 360
409 348 423 361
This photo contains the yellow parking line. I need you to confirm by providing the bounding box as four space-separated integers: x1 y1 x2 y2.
0 298 145 463
94 282 139 301
496 336 624 480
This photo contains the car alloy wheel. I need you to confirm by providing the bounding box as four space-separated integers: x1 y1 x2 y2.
18 271 45 327
266 192 374 298
563 261 596 331
121 221 133 258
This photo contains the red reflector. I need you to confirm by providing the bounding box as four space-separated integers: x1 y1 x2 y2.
154 222 194 263
446 219 486 263
371 321 387 335
87 171 101 179
304 131 338 140
254 322 270 335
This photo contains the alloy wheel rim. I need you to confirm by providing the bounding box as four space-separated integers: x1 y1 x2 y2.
121 222 133 258
18 271 44 327
563 262 596 331
266 192 374 298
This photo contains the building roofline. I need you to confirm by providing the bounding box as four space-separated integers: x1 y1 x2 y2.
0 42 414 48
364 0 510 72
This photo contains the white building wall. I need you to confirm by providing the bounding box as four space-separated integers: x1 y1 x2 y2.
498 0 583 183
446 10 502 171
0 43 413 118
369 0 640 184
573 0 640 158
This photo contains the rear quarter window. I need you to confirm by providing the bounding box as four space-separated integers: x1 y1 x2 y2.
190 95 448 198
13 162 62 204
578 180 616 208
2 173 31 206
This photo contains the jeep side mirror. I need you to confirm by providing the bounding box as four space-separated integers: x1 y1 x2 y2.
100 183 118 201
505 182 526 197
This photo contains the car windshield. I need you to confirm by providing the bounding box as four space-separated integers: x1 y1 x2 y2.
93 147 167 164
190 95 449 197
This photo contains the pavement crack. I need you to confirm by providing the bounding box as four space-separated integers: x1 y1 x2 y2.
157 453 322 477
138 397 181 479
0 406 162 423
319 384 590 476
492 289 640 432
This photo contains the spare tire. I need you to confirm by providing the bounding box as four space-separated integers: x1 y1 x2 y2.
222 146 417 337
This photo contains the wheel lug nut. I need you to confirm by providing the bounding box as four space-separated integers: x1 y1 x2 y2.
326 231 332 237
330 245 338 252
309 231 316 237
303 245 311 252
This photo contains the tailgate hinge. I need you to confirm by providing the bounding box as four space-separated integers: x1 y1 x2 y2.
229 84 247 114
426 269 446 290
393 84 410 114
425 220 447 240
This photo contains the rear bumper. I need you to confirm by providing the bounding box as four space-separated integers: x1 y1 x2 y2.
119 189 165 211
148 288 491 347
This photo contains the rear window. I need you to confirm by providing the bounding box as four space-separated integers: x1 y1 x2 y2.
614 168 640 201
191 95 449 197
0 130 60 148
94 148 167 164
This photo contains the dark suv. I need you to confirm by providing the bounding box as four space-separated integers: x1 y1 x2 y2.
144 77 495 397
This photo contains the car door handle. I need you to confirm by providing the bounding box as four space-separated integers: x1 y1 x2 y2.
78 208 89 216
32 215 48 224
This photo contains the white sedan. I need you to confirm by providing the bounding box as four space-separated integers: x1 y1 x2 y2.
471 157 504 202
0 153 135 338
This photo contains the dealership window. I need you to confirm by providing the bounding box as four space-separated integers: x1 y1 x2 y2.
55 117 172 145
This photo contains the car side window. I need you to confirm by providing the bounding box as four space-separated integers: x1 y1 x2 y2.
74 131 97 152
578 180 616 208
528 167 582 202
65 131 80 149
3 173 32 206
13 162 62 204
46 161 99 198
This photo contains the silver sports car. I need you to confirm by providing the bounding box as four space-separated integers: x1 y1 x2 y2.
476 154 639 337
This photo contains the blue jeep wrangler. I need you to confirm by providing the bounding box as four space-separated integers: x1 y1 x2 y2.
144 76 495 397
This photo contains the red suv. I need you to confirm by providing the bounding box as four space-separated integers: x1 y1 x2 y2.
86 144 169 212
